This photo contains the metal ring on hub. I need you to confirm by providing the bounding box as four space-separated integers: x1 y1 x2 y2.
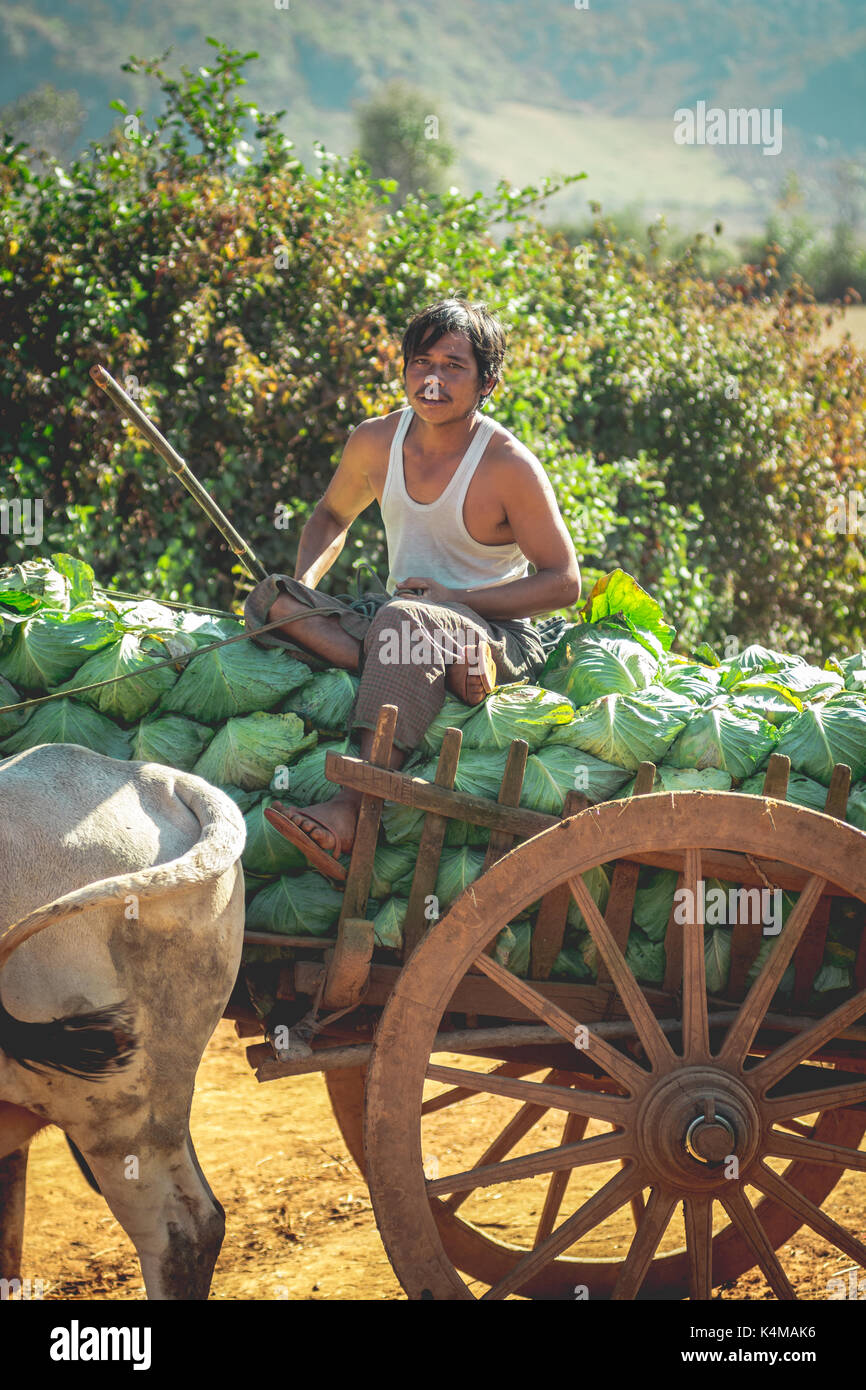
685 1114 737 1165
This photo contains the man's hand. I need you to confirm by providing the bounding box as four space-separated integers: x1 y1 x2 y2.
394 576 456 604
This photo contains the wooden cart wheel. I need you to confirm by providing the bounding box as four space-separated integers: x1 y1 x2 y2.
362 792 866 1299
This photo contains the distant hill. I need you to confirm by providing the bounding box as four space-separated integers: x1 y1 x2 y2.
1 0 864 239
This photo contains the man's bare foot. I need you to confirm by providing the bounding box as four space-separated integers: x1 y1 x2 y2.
272 792 359 856
445 635 497 706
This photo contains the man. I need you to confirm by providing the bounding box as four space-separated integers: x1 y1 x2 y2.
244 298 581 879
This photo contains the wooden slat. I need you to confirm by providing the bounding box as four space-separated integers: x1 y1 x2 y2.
530 790 589 981
325 750 560 838
791 765 851 1008
402 728 463 959
597 761 656 985
323 705 396 1010
243 931 336 949
662 872 684 993
622 849 850 897
337 704 397 924
762 752 791 800
481 740 530 957
481 739 529 874
294 959 661 1023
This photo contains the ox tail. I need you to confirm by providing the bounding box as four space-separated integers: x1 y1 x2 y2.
0 996 137 1079
0 773 245 1078
0 773 246 971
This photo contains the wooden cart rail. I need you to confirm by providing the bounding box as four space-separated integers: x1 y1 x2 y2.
239 703 866 1081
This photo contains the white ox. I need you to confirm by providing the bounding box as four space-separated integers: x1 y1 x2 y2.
0 743 246 1299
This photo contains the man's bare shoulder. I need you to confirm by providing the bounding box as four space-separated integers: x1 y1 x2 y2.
485 421 551 492
347 409 405 450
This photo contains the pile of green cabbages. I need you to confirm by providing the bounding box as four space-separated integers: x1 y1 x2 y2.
2 556 864 1002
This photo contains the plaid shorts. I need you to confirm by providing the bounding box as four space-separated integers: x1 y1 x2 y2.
244 573 547 752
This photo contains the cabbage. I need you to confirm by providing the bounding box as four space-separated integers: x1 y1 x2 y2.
540 625 659 708
382 749 508 843
55 632 180 721
738 769 829 813
840 651 866 693
372 896 406 948
633 868 680 941
0 553 95 611
493 921 533 976
220 785 264 814
626 928 666 985
543 691 688 772
241 796 308 876
775 694 866 785
0 608 117 690
616 765 733 797
193 712 317 790
161 641 309 722
0 696 131 759
371 842 418 899
176 611 245 644
704 927 732 994
848 783 866 832
665 701 778 779
551 946 593 982
520 744 631 812
660 658 721 704
716 644 799 688
565 864 611 935
282 669 360 733
0 674 30 739
419 694 479 754
130 712 214 770
726 677 803 726
435 847 487 910
271 735 352 804
769 664 844 700
581 569 676 653
460 683 574 751
245 871 345 936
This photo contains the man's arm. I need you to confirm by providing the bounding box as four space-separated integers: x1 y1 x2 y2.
293 422 379 587
418 452 580 620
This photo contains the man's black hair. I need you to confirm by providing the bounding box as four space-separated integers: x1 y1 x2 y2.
401 299 507 407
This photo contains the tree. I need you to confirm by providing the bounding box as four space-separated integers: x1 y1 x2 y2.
0 83 86 167
355 80 456 202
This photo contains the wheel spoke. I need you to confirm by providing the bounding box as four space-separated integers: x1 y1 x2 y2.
611 1187 678 1300
765 1130 866 1171
422 1061 540 1116
481 1163 644 1300
425 1063 630 1124
533 1111 590 1245
719 873 827 1069
681 847 710 1061
442 1069 564 1214
717 1186 796 1300
684 1194 714 1300
568 874 675 1072
751 1161 866 1269
426 1128 630 1199
750 985 866 1092
471 952 646 1091
764 1076 866 1122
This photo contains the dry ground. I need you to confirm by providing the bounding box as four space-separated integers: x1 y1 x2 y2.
13 1018 866 1302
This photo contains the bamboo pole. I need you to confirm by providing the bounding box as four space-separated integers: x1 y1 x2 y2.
89 363 268 582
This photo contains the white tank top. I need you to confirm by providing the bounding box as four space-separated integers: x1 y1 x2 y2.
381 408 530 597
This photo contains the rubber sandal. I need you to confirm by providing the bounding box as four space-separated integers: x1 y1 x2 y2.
263 803 349 882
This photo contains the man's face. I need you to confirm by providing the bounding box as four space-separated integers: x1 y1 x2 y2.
405 330 493 421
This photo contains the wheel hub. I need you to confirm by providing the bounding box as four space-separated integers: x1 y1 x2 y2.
638 1067 761 1189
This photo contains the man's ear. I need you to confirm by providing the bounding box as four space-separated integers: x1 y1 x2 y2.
479 375 498 406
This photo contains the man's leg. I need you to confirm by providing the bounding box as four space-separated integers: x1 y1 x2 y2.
265 592 494 859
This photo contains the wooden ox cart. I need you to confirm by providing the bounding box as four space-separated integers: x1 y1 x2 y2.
231 701 866 1301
